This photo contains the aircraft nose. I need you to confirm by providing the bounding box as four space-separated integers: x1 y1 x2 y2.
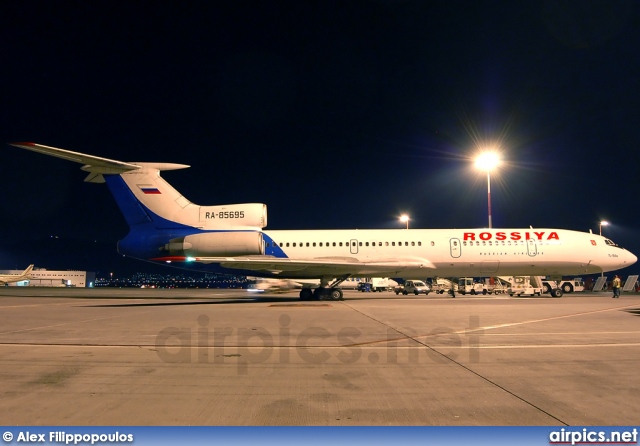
628 251 638 266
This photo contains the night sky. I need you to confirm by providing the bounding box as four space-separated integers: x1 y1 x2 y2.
1 1 639 277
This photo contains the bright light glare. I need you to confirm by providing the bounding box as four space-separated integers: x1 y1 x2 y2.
474 152 501 171
400 214 409 223
600 221 610 226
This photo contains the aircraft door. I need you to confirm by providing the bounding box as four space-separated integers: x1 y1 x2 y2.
449 238 461 258
350 239 359 255
527 239 538 257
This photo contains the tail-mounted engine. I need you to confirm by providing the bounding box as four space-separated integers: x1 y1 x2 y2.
163 231 264 257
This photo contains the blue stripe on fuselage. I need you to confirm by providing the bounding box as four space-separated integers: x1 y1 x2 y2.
262 233 288 258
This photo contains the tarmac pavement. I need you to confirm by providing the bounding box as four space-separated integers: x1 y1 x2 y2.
0 287 638 426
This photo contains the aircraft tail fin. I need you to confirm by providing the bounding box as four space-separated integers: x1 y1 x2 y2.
23 264 34 276
8 142 267 231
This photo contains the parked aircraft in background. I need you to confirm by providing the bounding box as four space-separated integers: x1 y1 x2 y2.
8 142 637 300
0 264 34 285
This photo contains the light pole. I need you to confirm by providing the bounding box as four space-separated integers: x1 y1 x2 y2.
599 220 609 236
474 151 501 228
598 221 610 279
400 214 409 229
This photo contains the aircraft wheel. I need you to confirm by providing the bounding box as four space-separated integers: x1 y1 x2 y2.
330 288 344 300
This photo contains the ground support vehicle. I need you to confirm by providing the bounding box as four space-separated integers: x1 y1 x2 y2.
508 276 544 297
541 278 584 294
488 277 510 295
457 277 488 295
428 278 457 294
358 278 392 292
395 280 430 295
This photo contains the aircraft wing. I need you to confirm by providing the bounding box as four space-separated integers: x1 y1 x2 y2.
193 256 436 277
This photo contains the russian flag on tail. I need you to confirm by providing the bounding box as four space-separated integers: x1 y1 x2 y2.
139 184 161 194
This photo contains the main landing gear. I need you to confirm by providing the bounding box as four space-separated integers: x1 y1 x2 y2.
299 276 349 301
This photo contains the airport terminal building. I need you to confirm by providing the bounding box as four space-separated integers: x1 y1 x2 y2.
0 268 95 288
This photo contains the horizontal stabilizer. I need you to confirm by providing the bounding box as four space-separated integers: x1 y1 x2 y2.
9 142 191 183
9 142 141 173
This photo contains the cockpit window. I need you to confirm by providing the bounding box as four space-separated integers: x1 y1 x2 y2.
604 239 618 247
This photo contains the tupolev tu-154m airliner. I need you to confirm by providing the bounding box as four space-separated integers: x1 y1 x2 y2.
8 142 637 300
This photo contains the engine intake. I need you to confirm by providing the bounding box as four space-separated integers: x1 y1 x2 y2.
164 231 264 257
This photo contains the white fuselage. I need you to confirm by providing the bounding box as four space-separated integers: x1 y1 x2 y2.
259 228 634 279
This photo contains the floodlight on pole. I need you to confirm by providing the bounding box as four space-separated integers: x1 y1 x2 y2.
598 220 610 278
599 220 609 236
400 214 409 229
474 151 501 228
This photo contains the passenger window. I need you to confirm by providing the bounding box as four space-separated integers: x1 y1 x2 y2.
313 242 316 247
418 241 421 246
293 243 296 247
411 241 415 246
